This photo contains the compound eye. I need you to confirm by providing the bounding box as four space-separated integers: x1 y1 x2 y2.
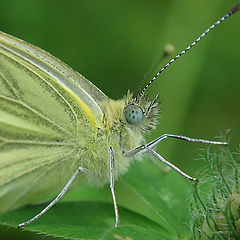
125 104 143 125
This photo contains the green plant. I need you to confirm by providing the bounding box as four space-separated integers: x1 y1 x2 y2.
191 139 240 239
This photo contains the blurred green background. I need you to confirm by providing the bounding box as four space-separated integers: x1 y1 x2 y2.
0 0 239 239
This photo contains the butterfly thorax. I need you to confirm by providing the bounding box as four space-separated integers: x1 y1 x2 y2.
80 92 159 186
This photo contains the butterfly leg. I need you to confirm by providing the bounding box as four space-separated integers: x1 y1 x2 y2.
109 147 119 227
123 134 227 181
145 134 228 149
148 154 172 173
18 167 89 228
144 146 198 181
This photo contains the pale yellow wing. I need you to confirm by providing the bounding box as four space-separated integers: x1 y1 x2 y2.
0 31 109 124
0 31 101 214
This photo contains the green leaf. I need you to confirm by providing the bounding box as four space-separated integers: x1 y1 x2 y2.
0 159 193 239
0 202 170 240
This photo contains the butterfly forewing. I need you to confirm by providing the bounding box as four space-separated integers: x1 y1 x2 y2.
0 31 101 214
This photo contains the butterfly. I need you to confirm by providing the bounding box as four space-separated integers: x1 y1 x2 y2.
0 2 239 228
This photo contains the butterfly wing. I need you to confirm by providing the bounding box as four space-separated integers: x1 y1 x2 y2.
0 31 104 214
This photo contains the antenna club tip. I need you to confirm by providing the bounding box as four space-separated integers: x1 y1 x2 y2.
196 179 200 183
231 2 240 14
191 177 200 182
164 43 175 56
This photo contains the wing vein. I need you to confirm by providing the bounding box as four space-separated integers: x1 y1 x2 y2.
0 148 77 188
1 46 79 139
0 94 72 136
0 136 75 146
0 71 20 100
7 151 77 209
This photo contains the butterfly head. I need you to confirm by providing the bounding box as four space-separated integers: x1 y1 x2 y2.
123 92 159 132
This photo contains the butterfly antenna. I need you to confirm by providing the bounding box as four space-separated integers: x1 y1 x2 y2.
139 2 240 98
135 44 175 102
